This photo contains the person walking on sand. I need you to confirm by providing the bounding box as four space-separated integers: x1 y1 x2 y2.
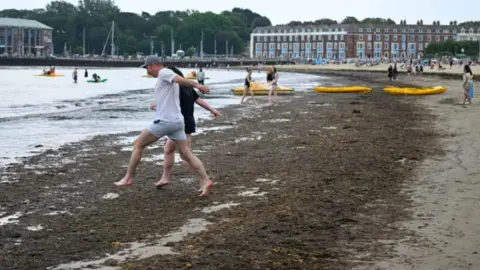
114 55 213 197
241 68 257 105
153 66 221 189
267 67 279 105
197 67 205 85
462 65 474 105
387 64 393 81
72 67 78 83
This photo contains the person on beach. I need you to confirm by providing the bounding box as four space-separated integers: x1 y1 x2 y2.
197 68 205 85
114 55 213 197
393 63 398 80
153 66 221 189
387 65 393 81
267 67 279 104
241 68 257 105
462 65 474 105
84 69 88 78
72 67 78 83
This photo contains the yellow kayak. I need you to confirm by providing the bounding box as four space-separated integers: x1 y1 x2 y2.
384 86 447 95
231 82 295 96
35 73 64 77
314 86 372 93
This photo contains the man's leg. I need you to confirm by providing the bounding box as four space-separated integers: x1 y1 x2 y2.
174 138 212 197
155 135 193 188
114 129 159 186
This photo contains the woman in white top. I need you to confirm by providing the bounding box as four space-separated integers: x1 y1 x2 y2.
462 65 473 105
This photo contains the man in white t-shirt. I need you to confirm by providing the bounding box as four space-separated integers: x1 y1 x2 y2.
114 55 213 197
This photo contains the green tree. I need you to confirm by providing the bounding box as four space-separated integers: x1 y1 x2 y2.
341 16 359 24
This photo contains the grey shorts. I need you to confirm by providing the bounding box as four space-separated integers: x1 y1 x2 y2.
147 120 187 141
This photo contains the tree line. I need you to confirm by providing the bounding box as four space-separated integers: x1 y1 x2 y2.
0 0 272 56
424 39 479 58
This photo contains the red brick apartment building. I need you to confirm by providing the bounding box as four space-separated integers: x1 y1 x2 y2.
249 20 458 60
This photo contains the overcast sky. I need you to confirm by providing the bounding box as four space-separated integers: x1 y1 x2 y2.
1 0 479 26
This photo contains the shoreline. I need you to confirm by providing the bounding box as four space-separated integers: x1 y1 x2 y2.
1 71 478 269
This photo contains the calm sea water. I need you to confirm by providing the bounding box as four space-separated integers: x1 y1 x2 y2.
0 66 325 167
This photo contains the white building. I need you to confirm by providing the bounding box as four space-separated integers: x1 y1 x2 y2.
456 27 480 41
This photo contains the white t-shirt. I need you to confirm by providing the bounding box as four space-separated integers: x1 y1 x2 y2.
154 68 183 122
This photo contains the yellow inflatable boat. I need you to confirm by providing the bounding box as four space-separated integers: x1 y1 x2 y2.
314 86 372 93
231 82 295 96
384 86 447 95
35 73 64 77
185 71 209 80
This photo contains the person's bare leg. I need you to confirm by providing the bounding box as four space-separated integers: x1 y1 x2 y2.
268 85 274 104
249 89 257 105
155 138 176 188
175 140 212 197
240 86 248 104
114 129 159 186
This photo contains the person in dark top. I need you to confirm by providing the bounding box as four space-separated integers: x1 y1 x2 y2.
85 69 88 78
387 65 393 81
393 63 398 80
92 73 101 82
241 68 256 105
153 66 221 189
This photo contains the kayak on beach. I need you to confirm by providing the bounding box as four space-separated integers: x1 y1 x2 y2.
314 86 372 93
231 82 295 96
87 79 108 83
383 86 447 95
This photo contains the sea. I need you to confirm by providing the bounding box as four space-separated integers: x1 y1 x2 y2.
0 66 325 167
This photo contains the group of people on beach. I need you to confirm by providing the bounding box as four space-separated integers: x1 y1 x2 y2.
114 55 218 197
242 66 279 105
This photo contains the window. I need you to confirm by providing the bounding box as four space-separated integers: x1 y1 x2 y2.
357 42 364 49
385 28 390 32
317 43 323 50
277 43 280 50
359 35 364 41
264 43 268 50
418 43 423 50
402 35 406 41
410 35 415 41
306 35 310 41
327 51 333 58
393 43 398 50
443 29 449 33
367 28 371 32
393 35 398 41
384 42 389 49
293 43 299 49
334 43 338 50
334 35 338 41
289 36 293 42
409 43 415 50
312 42 316 48
340 35 344 41
255 43 262 50
453 29 457 34
301 35 304 41
427 29 431 33
358 28 363 32
327 42 333 49
367 43 372 50
295 36 298 41
419 36 423 41
256 37 260 42
339 51 345 58
269 43 275 50
436 29 440 33
436 35 440 42
269 36 274 42
469 28 474 34
301 43 304 49
376 34 381 40
328 35 332 40
368 34 372 40
312 35 316 41
410 29 415 33
402 28 406 33
393 28 398 33
289 43 292 49
419 29 423 33
375 42 381 49
263 36 267 42
283 36 287 41
376 28 380 32
427 36 431 42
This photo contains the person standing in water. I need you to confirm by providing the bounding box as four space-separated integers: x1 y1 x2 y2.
267 67 279 104
84 69 88 78
241 68 257 105
153 66 221 189
72 67 78 83
114 56 213 197
462 65 474 105
197 67 205 85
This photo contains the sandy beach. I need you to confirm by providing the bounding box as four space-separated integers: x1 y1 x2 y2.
1 70 479 269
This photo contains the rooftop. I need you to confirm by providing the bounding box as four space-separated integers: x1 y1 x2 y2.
0 17 52 30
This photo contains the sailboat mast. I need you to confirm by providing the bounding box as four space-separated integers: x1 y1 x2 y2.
111 21 115 56
83 28 85 57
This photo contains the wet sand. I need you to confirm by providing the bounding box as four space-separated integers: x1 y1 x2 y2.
0 71 476 269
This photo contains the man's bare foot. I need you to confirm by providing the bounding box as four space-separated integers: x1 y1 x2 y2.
154 178 171 189
199 180 213 197
114 177 133 187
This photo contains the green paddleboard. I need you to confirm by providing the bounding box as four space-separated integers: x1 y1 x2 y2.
87 79 108 83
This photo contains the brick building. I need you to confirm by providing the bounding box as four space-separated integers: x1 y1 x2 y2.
250 21 458 60
0 17 53 57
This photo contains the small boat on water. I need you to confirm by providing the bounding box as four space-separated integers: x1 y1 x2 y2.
185 71 210 80
35 73 64 77
87 79 108 83
231 82 295 96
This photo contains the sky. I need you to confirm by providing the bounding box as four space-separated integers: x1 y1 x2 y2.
1 0 479 26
